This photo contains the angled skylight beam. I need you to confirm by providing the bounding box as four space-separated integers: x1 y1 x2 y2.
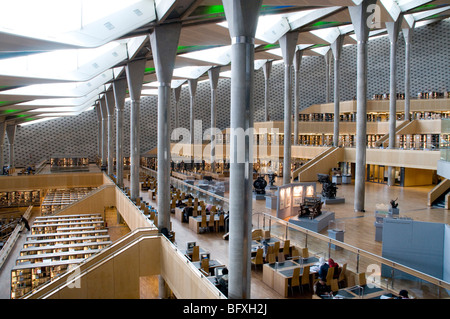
173 66 211 79
26 96 98 113
16 89 101 107
0 70 112 98
143 79 187 88
380 0 402 21
412 6 450 21
396 0 433 12
254 59 269 70
179 45 232 65
0 0 156 48
311 46 331 56
310 27 341 44
349 29 387 41
266 44 314 58
19 117 61 126
287 7 342 31
0 41 128 82
171 79 186 89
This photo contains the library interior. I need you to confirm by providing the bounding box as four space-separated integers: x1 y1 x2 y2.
0 0 449 302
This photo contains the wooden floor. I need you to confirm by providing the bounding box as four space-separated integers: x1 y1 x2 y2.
134 176 449 299
0 175 447 299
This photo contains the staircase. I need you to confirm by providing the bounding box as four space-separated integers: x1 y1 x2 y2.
428 179 450 209
375 120 416 148
292 147 344 182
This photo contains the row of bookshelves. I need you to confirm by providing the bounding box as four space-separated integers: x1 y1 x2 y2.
40 188 94 216
0 191 41 208
11 213 111 299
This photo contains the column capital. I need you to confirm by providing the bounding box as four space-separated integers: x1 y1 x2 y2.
113 78 127 111
331 34 345 61
279 31 299 66
149 23 182 85
348 0 378 43
105 90 116 116
125 59 146 101
222 0 262 38
208 66 221 90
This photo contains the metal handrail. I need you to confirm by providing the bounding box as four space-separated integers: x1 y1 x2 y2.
252 211 450 291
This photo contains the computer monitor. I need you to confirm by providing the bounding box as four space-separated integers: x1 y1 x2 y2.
186 241 196 252
200 253 210 260
214 267 225 278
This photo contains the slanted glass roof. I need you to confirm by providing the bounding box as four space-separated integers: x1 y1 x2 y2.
0 0 156 48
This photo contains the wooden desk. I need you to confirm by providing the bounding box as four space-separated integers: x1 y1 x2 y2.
192 259 225 276
175 206 203 222
188 214 221 233
183 247 209 260
263 257 319 297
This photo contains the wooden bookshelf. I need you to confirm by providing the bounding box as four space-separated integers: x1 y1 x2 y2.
11 213 111 299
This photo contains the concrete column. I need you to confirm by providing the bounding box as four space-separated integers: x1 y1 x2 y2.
113 78 127 188
149 22 181 299
208 66 221 172
173 86 182 130
105 90 116 176
125 59 146 200
188 78 198 160
349 0 377 212
324 49 332 103
95 103 102 160
293 50 303 145
403 26 414 121
386 17 402 186
0 122 6 172
223 0 262 299
99 97 108 167
279 31 298 185
6 124 16 169
331 35 345 147
262 61 272 121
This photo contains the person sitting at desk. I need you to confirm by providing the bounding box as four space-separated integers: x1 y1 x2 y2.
314 279 332 298
218 268 229 297
318 257 329 280
328 258 340 279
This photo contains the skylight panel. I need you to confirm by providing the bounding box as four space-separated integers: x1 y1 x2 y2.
0 41 127 82
179 46 232 65
0 0 156 48
395 0 433 12
19 117 61 126
310 28 341 44
0 70 112 98
173 66 211 79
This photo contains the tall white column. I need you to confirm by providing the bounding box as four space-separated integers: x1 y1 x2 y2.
331 35 345 147
125 59 146 200
279 31 299 185
386 16 402 186
293 50 303 146
149 22 182 299
349 0 377 212
99 96 108 168
0 122 6 172
209 66 221 172
6 124 16 170
105 90 116 176
403 25 414 121
223 0 262 299
262 61 272 122
113 78 127 188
